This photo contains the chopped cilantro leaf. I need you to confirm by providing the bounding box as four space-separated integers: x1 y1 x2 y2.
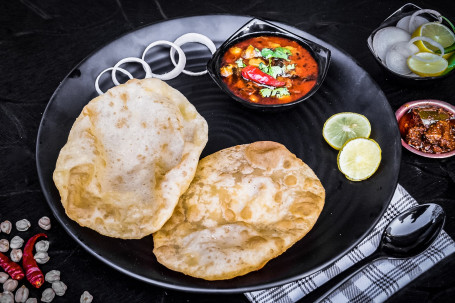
258 62 268 73
271 87 290 98
273 47 292 60
258 46 292 60
270 66 284 78
258 61 284 78
286 64 296 70
235 58 246 68
261 48 274 59
260 87 290 98
260 88 273 98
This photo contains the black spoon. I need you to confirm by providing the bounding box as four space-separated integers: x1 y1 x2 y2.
301 203 445 303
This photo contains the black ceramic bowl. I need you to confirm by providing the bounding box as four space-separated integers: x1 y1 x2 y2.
367 3 455 83
206 18 331 111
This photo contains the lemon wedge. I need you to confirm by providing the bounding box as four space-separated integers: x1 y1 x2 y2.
412 22 455 58
322 112 371 150
407 53 448 77
337 138 382 181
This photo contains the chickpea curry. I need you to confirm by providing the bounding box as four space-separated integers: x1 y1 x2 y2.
220 36 319 105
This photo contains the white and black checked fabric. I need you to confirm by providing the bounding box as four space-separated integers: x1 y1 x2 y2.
245 184 455 303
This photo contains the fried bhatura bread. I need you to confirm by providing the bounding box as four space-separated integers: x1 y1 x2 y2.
153 141 325 280
53 78 208 239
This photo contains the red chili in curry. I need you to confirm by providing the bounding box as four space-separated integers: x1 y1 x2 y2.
220 36 318 105
241 65 286 87
399 106 455 154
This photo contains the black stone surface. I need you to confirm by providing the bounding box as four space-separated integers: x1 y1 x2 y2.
1 0 454 302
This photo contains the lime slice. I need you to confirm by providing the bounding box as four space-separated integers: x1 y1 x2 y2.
337 138 382 181
412 22 455 58
322 112 371 150
407 53 448 77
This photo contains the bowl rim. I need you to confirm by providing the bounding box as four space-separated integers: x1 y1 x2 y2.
366 2 454 81
395 99 455 158
206 17 331 110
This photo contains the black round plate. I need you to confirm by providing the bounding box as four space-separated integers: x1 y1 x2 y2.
36 15 401 293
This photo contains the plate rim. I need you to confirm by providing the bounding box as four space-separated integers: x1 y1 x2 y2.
35 14 400 293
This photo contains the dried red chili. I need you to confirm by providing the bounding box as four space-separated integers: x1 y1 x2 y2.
22 233 47 288
0 252 24 280
241 65 286 87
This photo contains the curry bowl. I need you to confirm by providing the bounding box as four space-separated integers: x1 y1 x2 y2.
367 3 455 84
207 18 331 111
395 99 455 158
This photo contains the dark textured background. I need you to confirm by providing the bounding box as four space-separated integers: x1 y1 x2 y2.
1 0 454 302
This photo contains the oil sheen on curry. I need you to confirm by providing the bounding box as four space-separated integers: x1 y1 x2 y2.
220 36 319 105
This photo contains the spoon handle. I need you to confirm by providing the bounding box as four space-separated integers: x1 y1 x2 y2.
300 251 383 303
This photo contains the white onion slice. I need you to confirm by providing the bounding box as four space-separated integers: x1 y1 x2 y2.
396 15 428 34
95 67 133 95
170 33 216 76
408 9 442 33
141 40 186 80
111 57 152 85
385 41 419 75
372 26 411 62
409 37 445 62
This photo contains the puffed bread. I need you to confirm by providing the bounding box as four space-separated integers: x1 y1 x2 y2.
153 141 325 280
53 78 208 239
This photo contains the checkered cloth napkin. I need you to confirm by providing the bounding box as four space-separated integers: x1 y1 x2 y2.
245 184 455 303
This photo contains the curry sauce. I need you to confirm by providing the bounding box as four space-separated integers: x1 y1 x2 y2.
220 36 319 105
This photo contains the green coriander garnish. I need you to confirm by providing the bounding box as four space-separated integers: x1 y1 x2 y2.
259 60 285 78
260 87 290 98
269 66 283 78
235 58 246 68
259 47 292 61
259 62 268 73
260 48 274 59
260 88 273 98
286 64 296 70
271 87 290 97
273 47 292 61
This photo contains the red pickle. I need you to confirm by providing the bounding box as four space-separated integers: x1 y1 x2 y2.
399 106 455 154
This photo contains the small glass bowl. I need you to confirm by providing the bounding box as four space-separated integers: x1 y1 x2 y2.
206 18 331 111
367 3 454 83
395 99 455 158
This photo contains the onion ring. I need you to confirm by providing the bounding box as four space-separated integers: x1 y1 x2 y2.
95 67 133 95
170 33 216 76
111 57 152 86
409 37 445 63
141 40 186 80
408 9 442 33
